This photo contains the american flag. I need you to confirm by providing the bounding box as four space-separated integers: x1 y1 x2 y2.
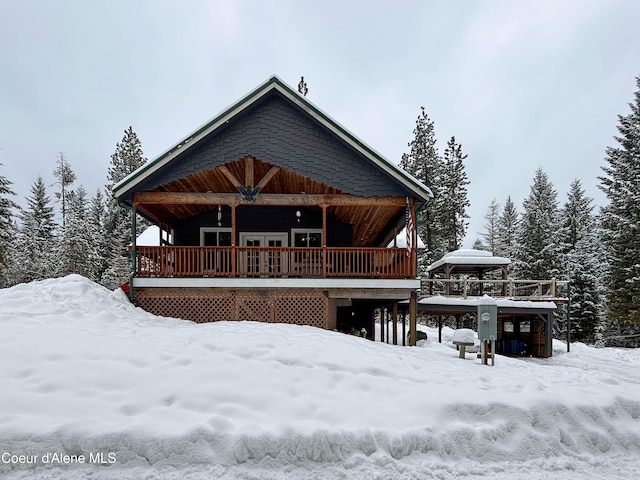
405 197 414 257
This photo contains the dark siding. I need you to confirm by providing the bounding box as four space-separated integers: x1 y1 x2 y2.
132 92 409 199
173 205 352 246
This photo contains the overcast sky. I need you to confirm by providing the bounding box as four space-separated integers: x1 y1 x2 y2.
1 0 638 247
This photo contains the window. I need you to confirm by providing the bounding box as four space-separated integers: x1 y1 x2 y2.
200 228 232 247
520 321 531 333
504 321 514 333
292 229 322 247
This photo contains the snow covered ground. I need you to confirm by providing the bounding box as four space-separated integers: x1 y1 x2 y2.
1 275 640 479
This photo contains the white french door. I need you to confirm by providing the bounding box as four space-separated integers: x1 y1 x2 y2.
240 233 288 276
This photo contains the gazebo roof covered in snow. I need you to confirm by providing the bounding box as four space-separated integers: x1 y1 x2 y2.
426 249 511 276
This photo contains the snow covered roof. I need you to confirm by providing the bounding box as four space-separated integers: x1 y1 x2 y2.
426 249 511 273
419 295 557 310
131 226 170 247
385 226 426 249
135 226 160 246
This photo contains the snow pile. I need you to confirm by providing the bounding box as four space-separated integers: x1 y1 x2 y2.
452 328 476 344
1 275 640 479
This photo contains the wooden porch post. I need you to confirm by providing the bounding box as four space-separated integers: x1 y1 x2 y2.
402 308 406 346
410 199 417 278
392 302 398 345
322 204 327 278
409 291 417 346
129 207 136 302
231 204 237 277
385 308 390 343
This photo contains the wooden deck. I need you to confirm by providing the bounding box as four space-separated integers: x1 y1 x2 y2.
134 246 414 279
420 278 569 302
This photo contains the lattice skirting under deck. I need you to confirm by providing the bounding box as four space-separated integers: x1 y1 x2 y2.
135 288 329 329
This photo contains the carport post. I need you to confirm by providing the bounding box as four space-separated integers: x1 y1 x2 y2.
409 291 417 346
392 302 398 345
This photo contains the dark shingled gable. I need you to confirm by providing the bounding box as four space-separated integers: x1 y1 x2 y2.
122 91 413 203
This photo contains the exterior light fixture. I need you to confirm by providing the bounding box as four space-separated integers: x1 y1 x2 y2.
218 205 222 226
296 209 301 223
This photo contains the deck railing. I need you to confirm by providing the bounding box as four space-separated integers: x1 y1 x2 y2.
420 278 569 300
134 246 413 279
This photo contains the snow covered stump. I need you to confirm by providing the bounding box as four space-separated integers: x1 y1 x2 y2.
452 328 475 359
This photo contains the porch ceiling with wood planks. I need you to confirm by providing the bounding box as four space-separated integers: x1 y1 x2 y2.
134 157 407 247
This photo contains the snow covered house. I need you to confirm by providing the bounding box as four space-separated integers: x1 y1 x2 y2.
113 76 432 341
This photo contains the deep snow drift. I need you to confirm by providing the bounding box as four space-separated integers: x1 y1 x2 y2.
1 275 640 479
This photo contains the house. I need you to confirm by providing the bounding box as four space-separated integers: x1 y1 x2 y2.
114 76 432 343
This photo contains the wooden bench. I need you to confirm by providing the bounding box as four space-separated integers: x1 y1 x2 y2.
453 340 475 358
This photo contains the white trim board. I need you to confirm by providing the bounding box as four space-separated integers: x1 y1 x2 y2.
133 277 420 290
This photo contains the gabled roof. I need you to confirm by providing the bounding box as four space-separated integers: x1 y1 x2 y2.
427 249 511 273
113 76 432 204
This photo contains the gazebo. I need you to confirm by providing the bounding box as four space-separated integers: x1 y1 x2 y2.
425 249 511 297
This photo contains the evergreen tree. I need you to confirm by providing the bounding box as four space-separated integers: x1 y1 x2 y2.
400 107 445 271
495 196 519 260
53 152 76 228
599 75 640 325
560 179 593 253
481 199 501 254
60 186 95 278
102 127 148 289
14 176 58 282
89 189 108 282
439 136 470 252
472 238 487 251
559 180 605 343
513 168 562 280
0 164 18 286
107 126 147 186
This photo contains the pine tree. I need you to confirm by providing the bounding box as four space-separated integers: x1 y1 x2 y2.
14 176 58 282
439 136 470 252
53 152 76 228
102 127 148 289
89 189 107 282
513 168 562 280
60 186 95 278
599 75 640 325
400 107 445 271
559 180 605 343
0 164 18 286
472 238 487 251
481 199 501 254
495 196 519 260
561 180 594 251
107 127 147 186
